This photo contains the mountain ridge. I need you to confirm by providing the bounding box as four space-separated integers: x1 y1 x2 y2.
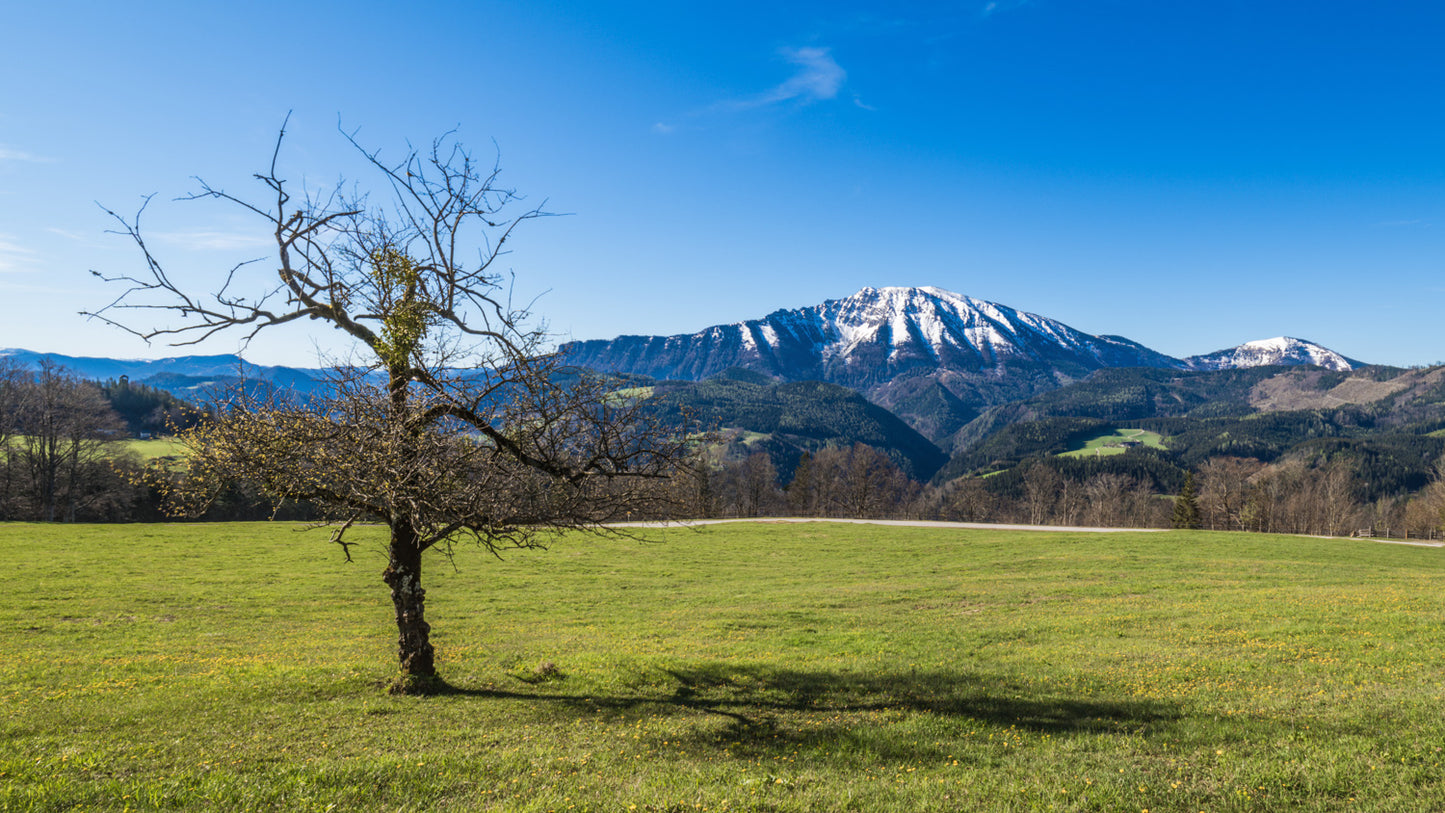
560 286 1187 385
0 348 324 385
559 286 1363 444
2 288 1362 393
3 288 1365 449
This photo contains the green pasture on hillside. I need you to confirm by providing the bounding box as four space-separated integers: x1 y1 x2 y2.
606 386 656 403
1059 428 1167 458
116 436 188 461
2 521 1443 811
4 436 187 463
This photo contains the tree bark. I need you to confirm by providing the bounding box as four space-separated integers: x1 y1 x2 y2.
382 519 437 692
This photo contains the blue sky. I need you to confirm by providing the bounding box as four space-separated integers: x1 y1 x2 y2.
2 1 1442 367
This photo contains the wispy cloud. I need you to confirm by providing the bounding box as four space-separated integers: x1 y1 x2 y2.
152 230 272 251
981 0 1032 18
0 146 52 164
0 279 82 295
0 235 36 273
730 46 847 110
655 45 856 136
45 227 88 241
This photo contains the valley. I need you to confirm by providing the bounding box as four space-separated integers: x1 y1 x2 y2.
6 285 1445 537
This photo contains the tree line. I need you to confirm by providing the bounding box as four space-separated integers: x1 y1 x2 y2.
688 446 1174 528
0 359 313 523
7 354 1445 539
0 360 134 522
690 442 1445 539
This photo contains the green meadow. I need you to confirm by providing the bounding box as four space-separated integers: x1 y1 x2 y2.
2 521 1443 811
1059 428 1167 458
115 437 189 462
5 436 186 463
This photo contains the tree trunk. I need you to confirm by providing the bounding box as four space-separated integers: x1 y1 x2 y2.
382 519 437 693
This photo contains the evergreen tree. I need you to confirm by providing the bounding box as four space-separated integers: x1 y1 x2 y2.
1173 472 1202 529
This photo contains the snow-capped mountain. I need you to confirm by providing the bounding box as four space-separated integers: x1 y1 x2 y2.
560 286 1182 388
560 287 1370 444
1185 337 1361 372
4 288 1367 449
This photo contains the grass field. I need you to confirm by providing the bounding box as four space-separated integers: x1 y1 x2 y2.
2 521 1443 811
6 436 187 463
116 436 189 461
1059 428 1167 458
607 387 657 403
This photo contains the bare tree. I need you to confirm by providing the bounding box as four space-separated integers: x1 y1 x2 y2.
0 358 28 518
12 362 128 522
1403 480 1445 539
1021 462 1061 526
714 451 782 517
1315 459 1362 537
1124 478 1169 529
1082 473 1132 528
811 443 917 519
89 120 693 693
1238 457 1363 537
1362 494 1406 538
1242 461 1298 534
940 476 995 523
1055 476 1084 527
1197 457 1262 531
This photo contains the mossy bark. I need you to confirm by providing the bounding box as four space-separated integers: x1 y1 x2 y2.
383 519 437 693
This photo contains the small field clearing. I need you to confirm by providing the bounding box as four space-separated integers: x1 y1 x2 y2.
116 436 189 461
1059 427 1166 458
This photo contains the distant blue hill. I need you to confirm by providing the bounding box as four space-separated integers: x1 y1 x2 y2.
0 348 327 400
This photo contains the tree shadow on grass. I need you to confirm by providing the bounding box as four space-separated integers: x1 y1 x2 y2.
426 662 1177 764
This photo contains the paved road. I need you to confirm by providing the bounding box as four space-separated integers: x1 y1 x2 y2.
612 517 1445 547
612 517 1161 533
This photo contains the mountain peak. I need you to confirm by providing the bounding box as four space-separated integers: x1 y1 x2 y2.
1185 337 1361 371
560 285 1183 388
840 285 977 311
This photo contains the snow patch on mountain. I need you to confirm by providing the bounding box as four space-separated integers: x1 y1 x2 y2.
557 287 1367 393
558 285 1188 386
784 285 1177 370
1185 337 1360 372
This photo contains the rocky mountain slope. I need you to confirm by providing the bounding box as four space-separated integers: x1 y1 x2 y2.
5 288 1370 457
560 286 1364 446
561 286 1181 386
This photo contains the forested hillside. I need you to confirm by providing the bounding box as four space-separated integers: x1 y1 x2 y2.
909 363 1445 536
651 373 948 481
8 351 1445 540
0 360 313 523
97 377 202 436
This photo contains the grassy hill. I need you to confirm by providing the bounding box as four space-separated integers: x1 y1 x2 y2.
3 521 1443 810
117 436 188 461
1058 427 1166 458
